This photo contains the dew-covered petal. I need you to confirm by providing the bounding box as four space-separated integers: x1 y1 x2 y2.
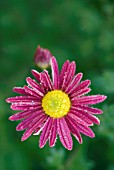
44 70 53 90
70 88 91 98
62 62 76 91
74 105 103 114
40 72 48 92
57 118 73 150
40 71 53 92
31 69 40 82
6 96 38 103
21 114 47 141
39 117 53 148
72 95 107 105
16 110 45 131
9 110 35 121
49 119 57 147
71 107 100 125
26 77 44 96
65 116 82 144
11 101 40 107
59 60 70 88
70 80 91 95
66 115 95 138
67 112 93 126
24 85 42 98
76 123 95 138
10 104 41 111
13 87 29 95
51 57 60 89
65 73 83 94
10 100 41 111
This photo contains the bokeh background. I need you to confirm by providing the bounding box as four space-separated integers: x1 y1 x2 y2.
0 0 114 170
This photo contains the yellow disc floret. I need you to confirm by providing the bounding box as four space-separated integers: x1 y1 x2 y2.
42 90 71 118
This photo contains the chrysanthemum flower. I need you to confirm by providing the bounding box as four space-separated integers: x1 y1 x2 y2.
34 45 52 69
6 57 107 150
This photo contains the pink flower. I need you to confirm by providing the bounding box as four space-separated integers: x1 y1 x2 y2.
34 45 52 69
6 57 107 150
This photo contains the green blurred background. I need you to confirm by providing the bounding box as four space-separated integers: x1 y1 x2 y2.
0 0 114 170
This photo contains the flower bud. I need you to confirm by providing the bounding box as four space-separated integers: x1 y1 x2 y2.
34 45 52 69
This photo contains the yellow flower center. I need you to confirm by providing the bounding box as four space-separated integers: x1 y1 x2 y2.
42 90 71 118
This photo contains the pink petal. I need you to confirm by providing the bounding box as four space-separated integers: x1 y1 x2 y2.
16 110 45 131
49 119 57 147
57 118 73 150
10 100 41 111
67 112 93 126
76 123 95 138
75 80 91 91
62 62 76 91
40 72 48 92
24 85 42 98
13 87 29 95
65 73 83 94
44 70 53 90
70 80 91 95
40 71 53 92
70 88 91 98
51 57 60 89
74 105 103 114
11 101 40 107
72 95 107 105
26 77 44 96
66 115 95 138
71 107 100 125
21 114 47 141
6 96 38 103
10 104 41 111
39 117 53 148
31 69 40 82
9 110 34 121
65 116 82 144
59 60 70 88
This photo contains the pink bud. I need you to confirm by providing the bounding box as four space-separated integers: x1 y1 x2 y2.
34 45 52 69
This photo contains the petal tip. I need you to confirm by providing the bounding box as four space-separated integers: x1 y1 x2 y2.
79 140 83 144
91 132 95 138
103 95 107 100
16 125 22 131
39 143 44 149
31 70 35 76
79 72 83 77
51 56 56 60
6 98 10 103
97 119 100 125
12 87 18 93
26 77 30 82
49 143 55 148
31 69 35 72
67 145 73 151
21 136 26 141
10 105 14 110
9 116 15 121
97 95 107 103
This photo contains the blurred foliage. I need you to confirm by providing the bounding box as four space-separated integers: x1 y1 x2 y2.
93 71 114 94
0 0 114 170
97 105 114 141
